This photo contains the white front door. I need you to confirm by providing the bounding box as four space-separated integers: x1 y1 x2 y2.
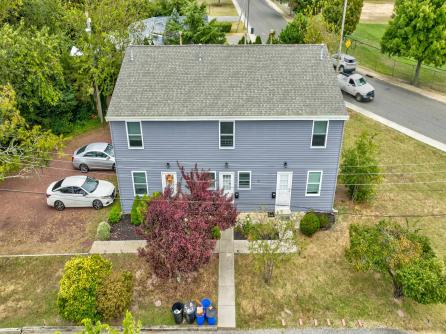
275 172 293 214
219 172 234 198
161 172 177 195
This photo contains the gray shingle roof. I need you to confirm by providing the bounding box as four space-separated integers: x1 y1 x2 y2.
106 45 347 120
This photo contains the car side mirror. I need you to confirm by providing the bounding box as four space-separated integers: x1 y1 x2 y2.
106 156 110 160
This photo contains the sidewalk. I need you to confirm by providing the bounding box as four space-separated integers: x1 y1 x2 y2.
217 228 236 328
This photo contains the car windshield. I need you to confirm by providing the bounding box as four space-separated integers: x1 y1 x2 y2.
52 179 63 191
82 176 99 193
77 145 87 155
345 58 355 63
355 78 367 86
104 144 114 157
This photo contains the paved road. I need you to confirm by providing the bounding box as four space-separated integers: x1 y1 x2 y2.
235 0 287 41
344 76 446 144
235 0 446 145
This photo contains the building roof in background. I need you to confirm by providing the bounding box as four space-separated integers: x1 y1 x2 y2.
106 45 347 120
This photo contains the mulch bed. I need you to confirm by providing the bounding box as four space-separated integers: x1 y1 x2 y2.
110 214 144 240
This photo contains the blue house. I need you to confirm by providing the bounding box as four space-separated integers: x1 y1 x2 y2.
106 45 348 214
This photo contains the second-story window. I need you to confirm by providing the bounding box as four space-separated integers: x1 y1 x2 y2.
127 121 143 148
311 120 328 148
220 121 234 149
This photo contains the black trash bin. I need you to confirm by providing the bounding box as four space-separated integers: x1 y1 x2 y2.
172 302 184 324
183 301 196 324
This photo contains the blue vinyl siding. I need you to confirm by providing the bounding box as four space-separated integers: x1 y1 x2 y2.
109 120 345 213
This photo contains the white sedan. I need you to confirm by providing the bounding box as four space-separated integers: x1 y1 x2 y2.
46 175 115 211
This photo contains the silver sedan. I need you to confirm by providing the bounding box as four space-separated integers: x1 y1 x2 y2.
72 142 115 173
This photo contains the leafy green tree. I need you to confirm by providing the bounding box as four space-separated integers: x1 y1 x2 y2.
303 15 338 52
0 23 66 124
279 13 308 44
340 132 382 203
381 0 446 85
0 84 63 180
346 220 446 301
322 0 364 35
289 0 322 15
0 0 22 24
18 0 65 33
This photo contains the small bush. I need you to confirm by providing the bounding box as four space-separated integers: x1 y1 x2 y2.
317 213 330 229
211 226 221 240
57 255 112 322
96 222 111 241
108 201 122 224
300 212 320 236
131 196 142 225
96 271 134 320
213 21 232 33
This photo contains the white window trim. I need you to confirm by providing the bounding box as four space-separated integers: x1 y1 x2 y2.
219 120 235 149
305 170 323 197
237 171 251 190
207 171 217 190
310 120 329 149
161 171 177 195
131 171 148 196
125 121 144 149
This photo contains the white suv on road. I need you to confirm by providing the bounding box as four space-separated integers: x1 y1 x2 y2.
331 53 357 73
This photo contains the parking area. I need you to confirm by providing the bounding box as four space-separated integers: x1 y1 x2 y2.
0 126 115 255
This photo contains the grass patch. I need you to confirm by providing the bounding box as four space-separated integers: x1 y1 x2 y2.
199 0 238 16
0 254 218 327
235 111 446 331
347 23 446 92
65 117 104 138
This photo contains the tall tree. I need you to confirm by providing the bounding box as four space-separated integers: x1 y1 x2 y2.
381 0 446 85
322 0 364 35
279 13 308 44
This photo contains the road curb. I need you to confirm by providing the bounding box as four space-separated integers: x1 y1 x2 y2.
346 102 446 153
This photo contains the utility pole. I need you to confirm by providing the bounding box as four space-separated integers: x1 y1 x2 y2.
244 0 250 44
85 13 104 123
336 0 348 73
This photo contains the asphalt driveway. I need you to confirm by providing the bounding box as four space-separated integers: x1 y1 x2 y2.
0 126 115 255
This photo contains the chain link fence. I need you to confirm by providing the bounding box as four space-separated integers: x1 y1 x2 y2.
344 37 446 93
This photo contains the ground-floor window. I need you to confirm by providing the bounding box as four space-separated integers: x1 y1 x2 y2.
238 171 251 190
132 171 148 196
306 171 323 196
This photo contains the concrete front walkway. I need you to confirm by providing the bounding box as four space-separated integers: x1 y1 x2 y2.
89 240 146 254
217 228 236 328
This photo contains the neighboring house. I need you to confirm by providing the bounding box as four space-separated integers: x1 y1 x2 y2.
106 45 348 214
130 16 186 45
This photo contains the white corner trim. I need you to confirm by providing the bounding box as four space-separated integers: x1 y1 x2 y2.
345 102 446 153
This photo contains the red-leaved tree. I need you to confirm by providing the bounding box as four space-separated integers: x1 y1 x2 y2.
139 164 237 278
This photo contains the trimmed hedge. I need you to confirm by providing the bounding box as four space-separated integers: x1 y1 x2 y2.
96 271 134 320
317 213 330 229
96 221 111 241
57 255 112 322
108 201 122 224
213 21 232 33
300 212 320 236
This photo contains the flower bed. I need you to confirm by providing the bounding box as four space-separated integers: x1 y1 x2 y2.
110 214 144 240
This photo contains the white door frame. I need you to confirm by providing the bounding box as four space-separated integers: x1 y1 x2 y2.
275 171 293 214
219 172 235 198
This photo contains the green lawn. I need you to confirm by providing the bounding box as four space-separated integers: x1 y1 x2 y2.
236 111 446 331
0 254 218 327
199 0 238 16
347 23 446 92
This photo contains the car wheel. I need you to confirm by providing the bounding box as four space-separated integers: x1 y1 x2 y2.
339 65 344 73
80 164 89 173
93 199 103 210
112 163 115 171
356 94 362 102
54 200 65 211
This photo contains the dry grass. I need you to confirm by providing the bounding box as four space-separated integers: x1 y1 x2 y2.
0 254 218 327
199 0 238 17
235 111 446 331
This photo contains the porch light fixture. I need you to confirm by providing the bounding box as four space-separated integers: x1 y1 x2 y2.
225 162 229 169
283 161 288 168
166 162 170 169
